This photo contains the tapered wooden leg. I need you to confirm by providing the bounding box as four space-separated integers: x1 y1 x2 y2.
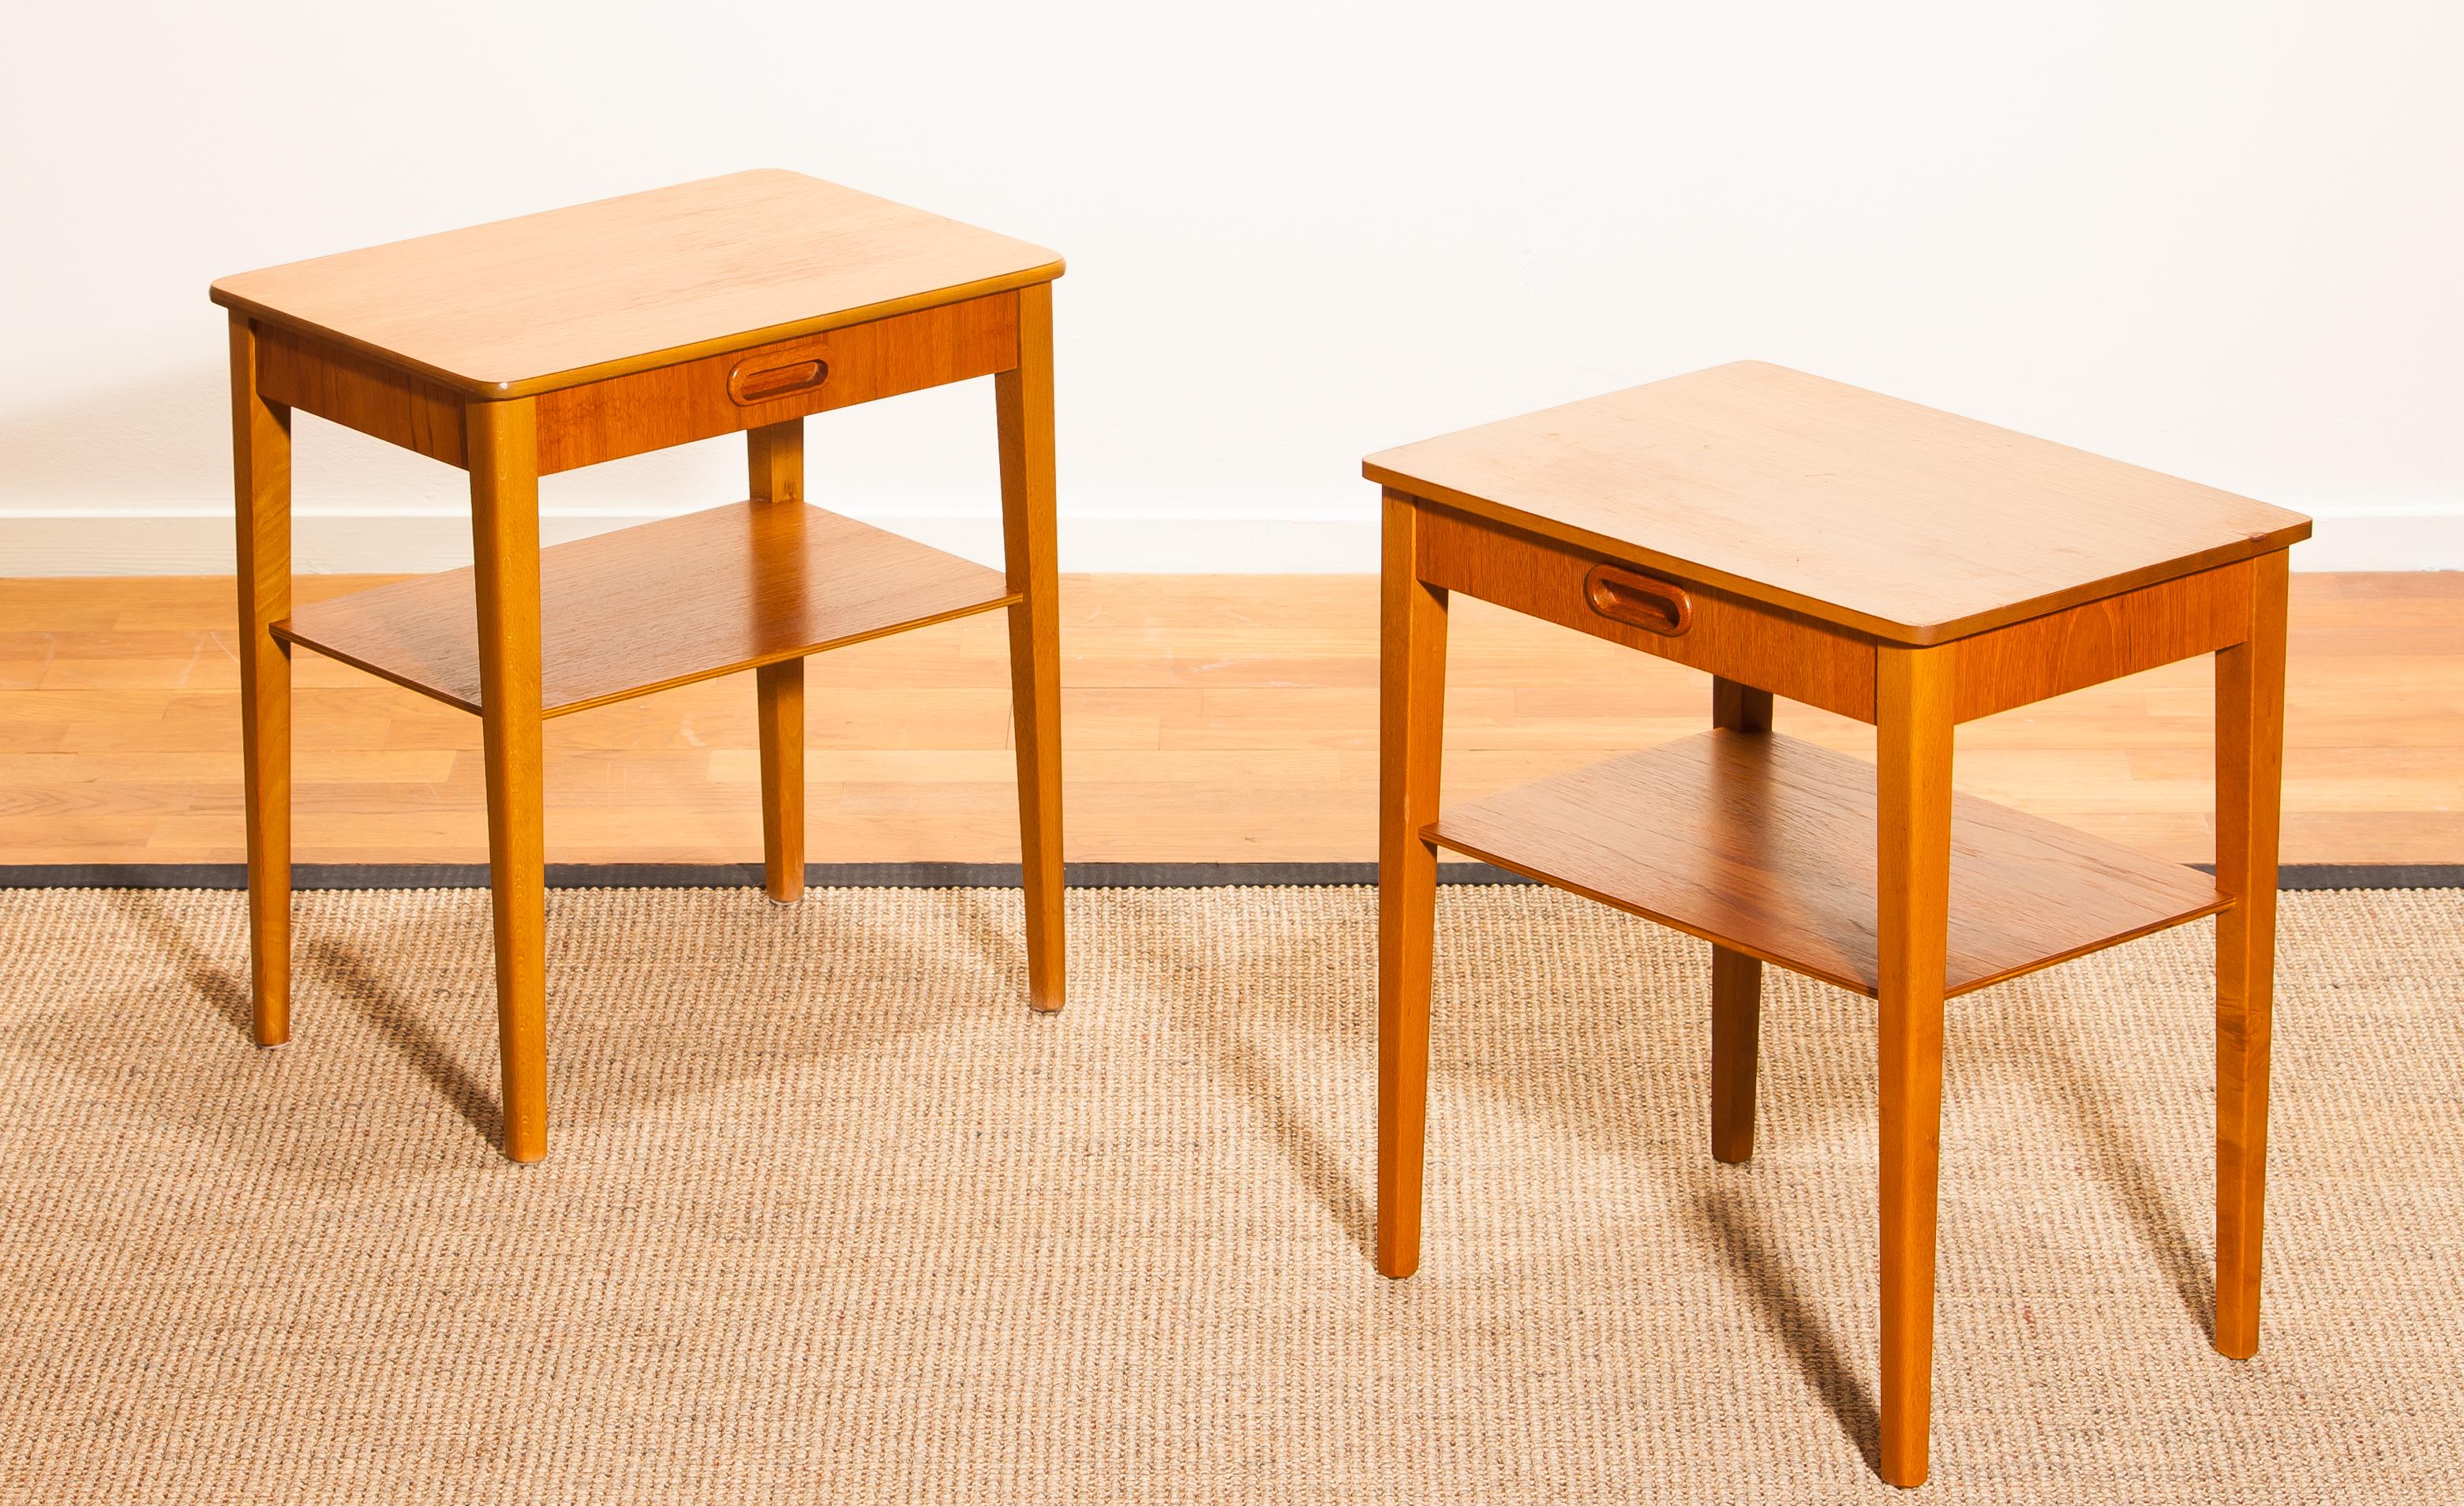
2215 550 2288 1358
1875 645 1954 1489
228 315 294 1047
997 283 1065 1013
1710 677 1773 1162
1713 676 1773 736
749 420 807 905
1376 489 1449 1279
468 398 549 1163
1710 948 1764 1163
756 662 804 901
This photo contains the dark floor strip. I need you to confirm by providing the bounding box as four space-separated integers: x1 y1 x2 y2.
2186 862 2464 891
0 860 1520 890
0 861 2456 891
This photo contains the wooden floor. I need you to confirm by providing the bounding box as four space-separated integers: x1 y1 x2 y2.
2 572 2457 867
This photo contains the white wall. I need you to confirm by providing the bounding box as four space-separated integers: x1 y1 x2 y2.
2 0 2458 575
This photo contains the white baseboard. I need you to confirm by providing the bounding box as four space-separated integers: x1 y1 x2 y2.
0 508 2451 576
2285 512 2464 572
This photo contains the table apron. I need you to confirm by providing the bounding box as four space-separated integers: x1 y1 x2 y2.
534 290 1021 473
1410 497 1878 721
249 290 1023 478
1949 559 2257 721
254 323 468 467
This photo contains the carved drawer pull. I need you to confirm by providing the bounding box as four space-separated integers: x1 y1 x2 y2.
727 358 828 406
1585 563 1693 636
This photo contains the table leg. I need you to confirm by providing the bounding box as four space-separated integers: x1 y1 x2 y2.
228 314 294 1047
2215 550 2288 1358
1376 489 1449 1279
997 283 1065 1013
750 420 807 905
1876 644 1953 1489
469 397 549 1163
1710 677 1773 1163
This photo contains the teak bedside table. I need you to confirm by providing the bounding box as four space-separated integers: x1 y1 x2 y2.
1364 362 2311 1488
212 170 1067 1163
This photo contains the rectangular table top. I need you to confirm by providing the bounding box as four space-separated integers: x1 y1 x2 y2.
1364 362 2312 644
212 170 1062 398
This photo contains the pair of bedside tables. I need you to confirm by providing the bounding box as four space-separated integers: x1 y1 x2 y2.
213 172 2306 1489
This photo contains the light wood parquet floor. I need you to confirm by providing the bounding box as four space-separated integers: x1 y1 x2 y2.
2 572 2457 867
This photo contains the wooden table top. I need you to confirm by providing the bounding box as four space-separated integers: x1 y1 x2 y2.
1364 362 2312 644
210 170 1063 399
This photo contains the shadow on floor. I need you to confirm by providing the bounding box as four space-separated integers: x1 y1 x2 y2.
1687 1182 1882 1472
106 888 254 1043
1114 892 1380 1262
316 938 503 1148
1209 1007 1377 1262
50 886 989 1173
2002 999 2215 1338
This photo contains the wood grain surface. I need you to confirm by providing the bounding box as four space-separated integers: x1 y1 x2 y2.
210 170 1063 396
1425 729 2228 998
1951 560 2255 721
1365 362 2312 644
253 322 467 469
1414 499 1876 720
530 291 1018 474
275 503 1017 717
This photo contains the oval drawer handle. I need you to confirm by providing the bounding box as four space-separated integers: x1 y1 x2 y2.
727 358 828 406
1584 563 1693 636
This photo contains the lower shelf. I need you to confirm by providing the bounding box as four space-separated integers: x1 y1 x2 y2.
1426 730 2226 998
277 501 1017 717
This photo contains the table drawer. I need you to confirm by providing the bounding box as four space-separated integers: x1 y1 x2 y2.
1411 500 1875 721
534 290 1021 474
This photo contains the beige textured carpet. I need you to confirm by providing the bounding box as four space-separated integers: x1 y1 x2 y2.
2 885 2460 1504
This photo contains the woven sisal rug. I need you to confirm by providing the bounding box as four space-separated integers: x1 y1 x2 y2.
2 885 2458 1504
